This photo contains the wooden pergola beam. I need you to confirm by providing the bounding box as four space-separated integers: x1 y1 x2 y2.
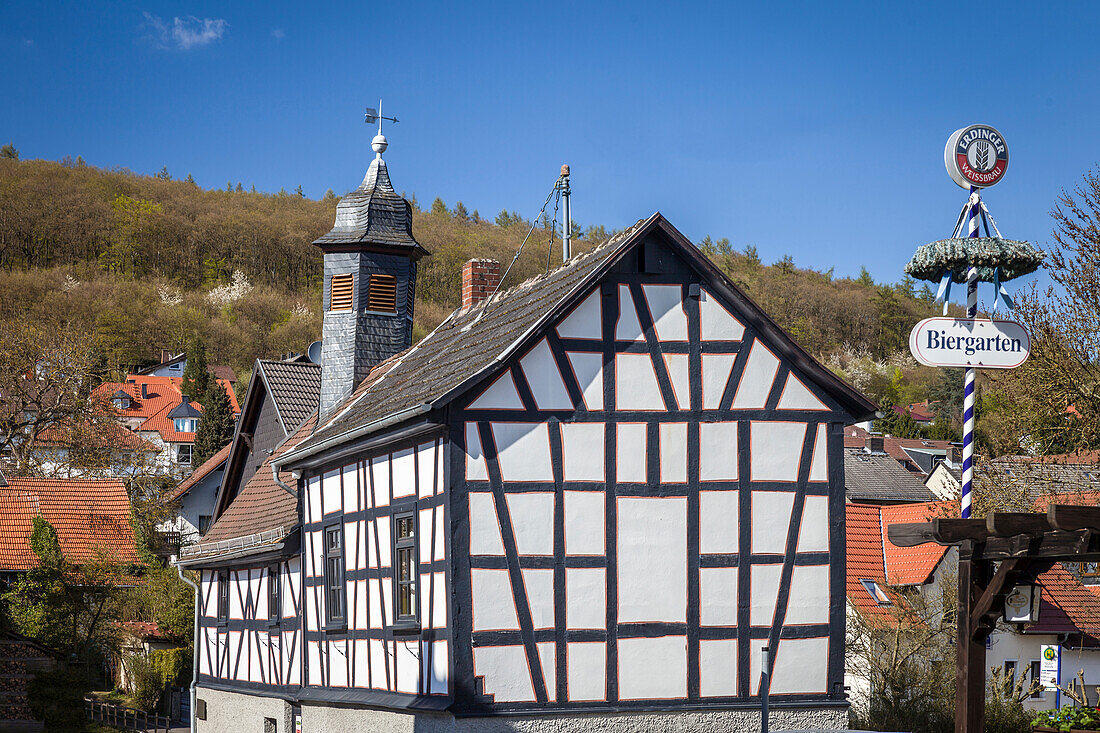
1047 504 1100 533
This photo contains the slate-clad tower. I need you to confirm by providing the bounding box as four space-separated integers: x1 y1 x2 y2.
314 133 429 419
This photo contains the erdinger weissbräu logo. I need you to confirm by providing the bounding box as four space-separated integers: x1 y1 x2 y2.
945 124 1009 189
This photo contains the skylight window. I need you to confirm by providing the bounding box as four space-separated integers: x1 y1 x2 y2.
860 579 892 606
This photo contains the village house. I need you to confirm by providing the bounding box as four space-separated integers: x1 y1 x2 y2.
846 500 1100 712
0 474 141 584
177 133 878 732
138 351 238 387
844 425 957 479
93 373 240 476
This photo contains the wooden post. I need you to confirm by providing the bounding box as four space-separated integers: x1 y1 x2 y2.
957 540 989 733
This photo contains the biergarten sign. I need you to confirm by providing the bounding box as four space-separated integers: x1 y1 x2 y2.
908 317 1030 369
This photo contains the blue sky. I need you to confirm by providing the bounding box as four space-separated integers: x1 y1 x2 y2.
2 1 1098 291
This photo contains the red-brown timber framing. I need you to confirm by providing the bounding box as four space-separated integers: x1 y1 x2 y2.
888 505 1100 733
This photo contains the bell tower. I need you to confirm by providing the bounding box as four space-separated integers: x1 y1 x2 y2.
314 116 429 421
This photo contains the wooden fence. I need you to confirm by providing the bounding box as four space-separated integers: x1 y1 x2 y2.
84 696 171 732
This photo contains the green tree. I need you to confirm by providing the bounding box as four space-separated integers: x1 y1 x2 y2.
857 266 875 287
295 184 303 197
1 142 18 160
99 194 162 277
179 338 210 402
154 166 171 181
192 379 233 465
185 172 196 185
454 201 469 222
431 197 448 215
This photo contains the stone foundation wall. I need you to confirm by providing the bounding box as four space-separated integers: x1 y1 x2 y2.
194 686 294 733
301 703 847 733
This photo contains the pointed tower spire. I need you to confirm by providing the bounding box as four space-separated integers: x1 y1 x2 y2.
314 107 428 420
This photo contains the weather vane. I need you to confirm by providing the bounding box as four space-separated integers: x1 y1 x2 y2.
364 99 399 136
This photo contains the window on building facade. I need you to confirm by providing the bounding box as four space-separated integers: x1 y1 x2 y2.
176 444 193 465
1029 660 1043 698
330 274 354 312
198 515 212 535
217 570 228 624
174 418 197 433
268 565 280 625
1002 660 1017 693
394 511 418 625
1081 561 1100 578
368 274 397 312
323 525 346 626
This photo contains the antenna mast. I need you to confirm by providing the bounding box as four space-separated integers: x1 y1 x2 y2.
559 164 571 262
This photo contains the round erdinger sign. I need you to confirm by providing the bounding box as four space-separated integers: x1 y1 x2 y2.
909 317 1030 369
945 124 1009 189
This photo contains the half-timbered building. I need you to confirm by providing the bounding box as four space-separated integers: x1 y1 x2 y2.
178 133 876 732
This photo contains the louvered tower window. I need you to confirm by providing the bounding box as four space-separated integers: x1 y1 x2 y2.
330 274 354 311
367 274 397 312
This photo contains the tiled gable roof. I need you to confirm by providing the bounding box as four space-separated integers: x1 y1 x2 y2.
94 374 240 444
0 478 139 571
185 414 316 560
287 213 876 465
165 443 231 503
844 448 936 503
844 427 953 475
880 501 953 585
258 360 322 433
846 501 951 620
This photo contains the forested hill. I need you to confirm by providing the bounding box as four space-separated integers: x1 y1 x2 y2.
0 155 940 406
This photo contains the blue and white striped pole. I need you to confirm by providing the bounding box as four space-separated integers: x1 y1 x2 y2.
961 186 980 519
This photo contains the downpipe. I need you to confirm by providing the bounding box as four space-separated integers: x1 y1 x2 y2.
173 555 199 733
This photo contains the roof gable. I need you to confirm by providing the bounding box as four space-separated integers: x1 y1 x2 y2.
283 213 876 467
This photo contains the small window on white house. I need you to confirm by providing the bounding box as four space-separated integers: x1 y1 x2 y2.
217 571 229 624
268 565 280 625
1029 660 1043 698
323 525 346 627
1003 660 1017 692
393 511 418 626
174 418 197 433
176 444 193 465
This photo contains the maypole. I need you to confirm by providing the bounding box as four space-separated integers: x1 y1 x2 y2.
904 124 1044 519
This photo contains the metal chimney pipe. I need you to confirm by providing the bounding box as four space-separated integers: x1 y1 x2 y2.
561 164 571 262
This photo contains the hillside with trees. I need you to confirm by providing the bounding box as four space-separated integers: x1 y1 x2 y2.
1 152 958 428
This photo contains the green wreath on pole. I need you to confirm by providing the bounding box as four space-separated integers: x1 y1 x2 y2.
904 236 1045 284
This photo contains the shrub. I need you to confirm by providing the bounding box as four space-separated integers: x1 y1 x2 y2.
124 652 163 712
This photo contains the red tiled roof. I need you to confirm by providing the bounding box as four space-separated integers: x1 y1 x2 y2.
0 478 140 571
93 374 240 444
846 501 952 621
1029 564 1100 639
846 503 892 621
880 502 953 585
165 443 230 503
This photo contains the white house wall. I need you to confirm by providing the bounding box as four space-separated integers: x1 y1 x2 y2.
197 557 301 693
300 437 450 700
454 273 849 715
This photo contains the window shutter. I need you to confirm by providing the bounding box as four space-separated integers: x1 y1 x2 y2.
330 274 354 311
368 274 397 312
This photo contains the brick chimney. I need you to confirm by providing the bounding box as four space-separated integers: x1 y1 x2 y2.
462 259 502 311
866 435 885 454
